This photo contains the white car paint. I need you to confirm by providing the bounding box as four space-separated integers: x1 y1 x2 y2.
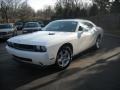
6 19 103 66
22 22 42 33
0 24 16 38
23 27 41 30
0 28 14 32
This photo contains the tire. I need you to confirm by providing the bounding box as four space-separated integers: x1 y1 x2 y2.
93 36 102 50
56 46 72 70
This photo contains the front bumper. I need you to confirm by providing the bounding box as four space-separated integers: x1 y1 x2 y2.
6 46 55 66
0 33 13 39
22 30 38 33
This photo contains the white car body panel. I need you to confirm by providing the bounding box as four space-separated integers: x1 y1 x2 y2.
22 22 42 33
6 19 103 66
23 27 41 31
0 26 15 39
6 46 54 65
0 28 14 32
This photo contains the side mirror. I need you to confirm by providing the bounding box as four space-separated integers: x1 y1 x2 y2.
77 31 83 38
78 26 83 31
83 28 88 32
78 26 88 32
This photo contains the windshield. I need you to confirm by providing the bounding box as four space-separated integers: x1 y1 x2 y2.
44 21 78 32
15 22 23 26
24 23 38 28
0 24 12 29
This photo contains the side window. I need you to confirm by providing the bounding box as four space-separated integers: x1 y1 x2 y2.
83 22 94 29
78 26 83 31
37 23 40 27
9 24 13 28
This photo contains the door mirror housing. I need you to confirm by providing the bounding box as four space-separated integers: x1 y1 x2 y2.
77 31 83 38
78 26 83 31
78 26 88 32
83 28 88 32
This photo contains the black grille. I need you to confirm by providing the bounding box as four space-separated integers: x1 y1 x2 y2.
13 55 32 62
7 42 35 51
23 29 38 33
0 32 7 35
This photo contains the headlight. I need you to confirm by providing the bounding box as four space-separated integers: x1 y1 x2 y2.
35 46 47 52
7 41 14 47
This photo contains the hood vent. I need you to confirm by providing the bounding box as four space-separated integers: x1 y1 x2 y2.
48 32 55 35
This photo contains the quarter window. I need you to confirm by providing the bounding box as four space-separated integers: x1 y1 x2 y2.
78 26 83 31
82 22 94 29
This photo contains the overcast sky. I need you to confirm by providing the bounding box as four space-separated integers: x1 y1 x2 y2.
28 0 93 11
28 0 57 11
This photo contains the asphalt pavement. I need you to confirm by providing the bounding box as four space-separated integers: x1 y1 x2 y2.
0 34 120 90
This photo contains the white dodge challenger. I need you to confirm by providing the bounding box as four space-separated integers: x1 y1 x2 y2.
6 19 103 69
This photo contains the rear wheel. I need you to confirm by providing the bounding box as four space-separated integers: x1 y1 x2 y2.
93 36 102 49
56 46 72 70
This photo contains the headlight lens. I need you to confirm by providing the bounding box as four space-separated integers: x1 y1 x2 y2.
7 41 14 47
35 46 47 52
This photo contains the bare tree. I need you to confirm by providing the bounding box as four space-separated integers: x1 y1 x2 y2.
53 0 88 19
36 6 54 20
0 0 10 22
0 0 26 22
110 0 120 13
17 0 35 21
94 0 110 14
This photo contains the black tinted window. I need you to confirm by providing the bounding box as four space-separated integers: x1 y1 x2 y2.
15 22 23 26
82 22 94 29
0 24 12 29
24 23 39 28
44 21 78 32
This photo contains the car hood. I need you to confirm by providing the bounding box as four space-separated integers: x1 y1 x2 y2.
23 27 41 30
8 31 77 46
0 29 13 32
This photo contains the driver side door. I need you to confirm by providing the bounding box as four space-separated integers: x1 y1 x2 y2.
77 23 94 53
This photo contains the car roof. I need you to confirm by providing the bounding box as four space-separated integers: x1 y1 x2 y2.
53 19 96 26
0 23 11 25
26 22 38 23
54 19 91 23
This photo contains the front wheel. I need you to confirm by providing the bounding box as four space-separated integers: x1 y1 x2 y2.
56 46 72 70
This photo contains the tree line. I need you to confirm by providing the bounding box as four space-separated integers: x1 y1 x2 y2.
0 0 120 23
0 0 35 22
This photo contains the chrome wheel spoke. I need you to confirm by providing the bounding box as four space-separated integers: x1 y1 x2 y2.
63 50 68 57
57 49 71 68
96 38 101 48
